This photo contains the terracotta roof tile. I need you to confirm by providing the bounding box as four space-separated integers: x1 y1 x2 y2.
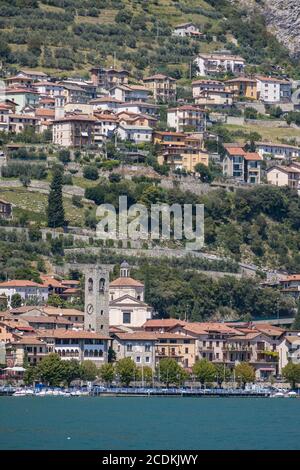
109 277 144 287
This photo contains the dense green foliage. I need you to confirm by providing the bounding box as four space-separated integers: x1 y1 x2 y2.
281 362 300 389
134 260 295 321
47 165 65 228
0 0 298 78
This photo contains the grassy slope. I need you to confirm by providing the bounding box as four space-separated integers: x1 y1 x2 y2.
0 187 89 226
3 0 223 77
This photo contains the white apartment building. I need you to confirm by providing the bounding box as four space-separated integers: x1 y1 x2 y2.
52 115 97 147
256 76 292 103
110 85 150 103
117 123 152 143
192 80 225 98
113 332 156 369
167 105 206 132
116 102 159 116
194 53 245 77
255 142 300 160
32 81 64 97
0 280 48 306
172 22 202 38
267 165 300 191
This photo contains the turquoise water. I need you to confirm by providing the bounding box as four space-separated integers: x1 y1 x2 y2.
1 397 300 450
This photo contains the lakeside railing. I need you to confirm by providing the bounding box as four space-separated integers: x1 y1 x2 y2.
91 386 271 396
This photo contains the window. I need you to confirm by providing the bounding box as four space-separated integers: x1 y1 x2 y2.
99 278 105 292
88 278 93 292
123 312 131 324
145 344 151 352
145 356 150 363
127 344 132 352
136 356 141 363
185 348 188 354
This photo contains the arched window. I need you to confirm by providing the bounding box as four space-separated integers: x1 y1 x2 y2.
99 350 103 357
89 350 93 357
75 350 79 356
99 278 105 293
88 278 93 292
62 350 65 357
94 350 99 357
70 349 74 357
84 350 88 357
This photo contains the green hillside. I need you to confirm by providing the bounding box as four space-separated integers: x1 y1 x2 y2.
0 0 299 80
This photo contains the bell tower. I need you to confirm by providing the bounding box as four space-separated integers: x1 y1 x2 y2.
84 265 110 335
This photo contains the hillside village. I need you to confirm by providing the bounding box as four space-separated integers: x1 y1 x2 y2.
1 2 300 388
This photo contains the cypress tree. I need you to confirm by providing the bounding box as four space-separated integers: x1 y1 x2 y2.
47 165 65 228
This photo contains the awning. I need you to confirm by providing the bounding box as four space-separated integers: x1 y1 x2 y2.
4 366 26 372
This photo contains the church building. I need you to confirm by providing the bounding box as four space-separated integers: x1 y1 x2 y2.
109 261 152 328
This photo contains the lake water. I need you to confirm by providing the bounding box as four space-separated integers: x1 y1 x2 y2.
1 396 300 450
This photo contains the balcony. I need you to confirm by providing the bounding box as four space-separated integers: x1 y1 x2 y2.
223 346 252 352
198 346 213 351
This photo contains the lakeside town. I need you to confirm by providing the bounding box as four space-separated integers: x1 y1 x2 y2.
1 20 300 394
0 261 300 393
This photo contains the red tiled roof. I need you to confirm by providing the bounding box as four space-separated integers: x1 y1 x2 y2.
143 74 175 81
37 329 110 340
21 315 72 325
61 280 80 285
244 152 263 161
143 319 186 329
40 275 62 288
280 274 300 282
109 277 144 287
0 280 45 288
226 147 246 156
114 332 157 341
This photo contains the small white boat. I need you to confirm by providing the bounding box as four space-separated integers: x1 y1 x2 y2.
25 389 34 396
12 389 27 397
36 390 46 397
70 390 82 397
271 392 285 398
286 391 297 398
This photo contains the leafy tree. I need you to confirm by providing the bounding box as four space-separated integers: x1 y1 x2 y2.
47 166 65 228
80 360 98 382
58 149 71 165
157 358 185 387
61 359 81 386
194 163 213 183
83 165 99 180
47 294 64 308
137 366 153 385
115 358 138 386
11 293 22 308
214 363 232 388
23 365 37 386
235 362 255 389
244 107 258 120
108 347 116 363
36 353 64 386
192 359 216 387
282 362 300 389
292 301 300 330
99 363 115 385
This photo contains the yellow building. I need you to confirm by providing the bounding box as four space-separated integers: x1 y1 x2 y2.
154 131 208 173
143 74 176 103
225 77 257 100
155 333 196 369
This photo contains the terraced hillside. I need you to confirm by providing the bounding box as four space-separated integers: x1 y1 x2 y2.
0 0 299 79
